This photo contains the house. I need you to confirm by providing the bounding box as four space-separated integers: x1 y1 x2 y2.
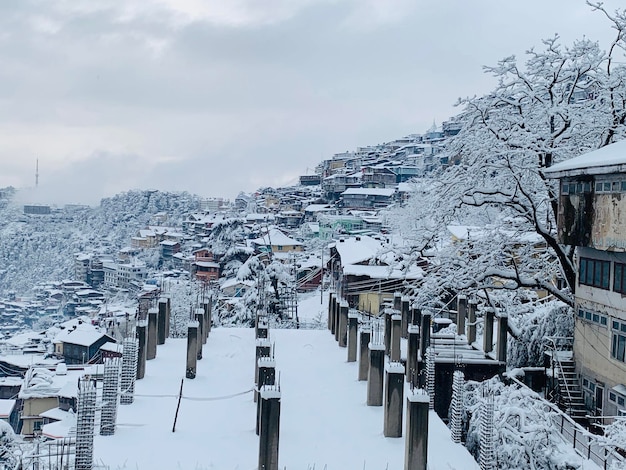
220 278 255 298
329 235 423 313
340 188 396 210
54 325 115 364
160 240 181 259
250 228 304 254
545 139 626 422
191 248 220 282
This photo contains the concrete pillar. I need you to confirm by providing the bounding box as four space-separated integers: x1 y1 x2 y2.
496 313 508 363
457 295 467 337
258 387 281 470
391 314 402 362
483 307 495 354
328 292 335 331
347 312 358 362
468 300 478 345
202 300 211 343
338 302 348 348
406 325 419 385
384 310 392 356
255 339 272 394
164 294 171 339
419 312 431 361
384 362 405 438
147 308 158 360
257 320 269 339
256 357 276 434
186 321 199 379
405 390 429 470
358 325 371 381
334 297 340 342
410 305 421 326
157 298 167 345
401 297 410 339
195 309 204 360
367 343 385 406
393 291 402 311
136 321 147 380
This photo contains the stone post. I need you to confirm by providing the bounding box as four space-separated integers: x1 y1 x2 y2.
358 325 371 381
255 339 272 400
406 325 419 385
401 296 410 339
195 309 204 360
384 309 392 356
393 291 402 311
256 357 277 434
328 292 335 331
391 314 402 362
347 312 358 362
258 387 281 470
483 307 495 354
384 362 405 438
338 301 348 348
419 312 431 361
147 308 158 360
334 296 340 341
202 300 211 343
186 321 199 379
256 320 269 340
136 320 147 380
457 295 467 338
164 294 172 338
410 304 421 326
367 343 385 406
468 300 478 345
157 298 167 345
496 313 508 363
405 390 429 470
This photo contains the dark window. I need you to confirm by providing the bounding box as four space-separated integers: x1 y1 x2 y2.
596 182 604 192
620 397 625 407
610 392 617 402
580 257 610 289
612 334 626 361
615 263 626 294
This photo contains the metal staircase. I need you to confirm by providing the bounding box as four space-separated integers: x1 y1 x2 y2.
545 337 586 422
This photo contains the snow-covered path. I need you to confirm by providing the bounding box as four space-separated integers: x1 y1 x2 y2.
93 324 479 469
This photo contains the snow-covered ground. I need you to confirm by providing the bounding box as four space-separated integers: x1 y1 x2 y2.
93 295 479 469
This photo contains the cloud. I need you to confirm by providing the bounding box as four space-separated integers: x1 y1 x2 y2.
0 0 624 204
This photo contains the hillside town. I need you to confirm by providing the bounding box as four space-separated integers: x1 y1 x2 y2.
6 2 626 470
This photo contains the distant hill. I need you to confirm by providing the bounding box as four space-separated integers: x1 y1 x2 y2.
0 189 201 295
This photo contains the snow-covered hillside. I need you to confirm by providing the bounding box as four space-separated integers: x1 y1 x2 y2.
0 188 201 296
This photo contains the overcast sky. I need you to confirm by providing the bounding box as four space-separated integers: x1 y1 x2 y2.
0 0 624 205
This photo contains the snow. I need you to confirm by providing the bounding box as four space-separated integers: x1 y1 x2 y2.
331 235 384 266
342 263 423 279
341 188 396 197
251 228 303 247
0 399 15 418
93 327 478 469
544 139 626 177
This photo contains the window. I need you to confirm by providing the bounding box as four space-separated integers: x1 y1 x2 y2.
578 308 608 327
612 320 626 362
615 263 626 294
610 392 617 403
580 257 610 289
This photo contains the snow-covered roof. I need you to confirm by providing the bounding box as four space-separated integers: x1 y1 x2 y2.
0 399 15 418
220 278 255 290
194 261 220 268
304 204 332 212
544 140 626 177
332 235 384 266
42 409 76 439
160 240 179 246
55 325 111 347
341 188 396 197
342 264 423 280
252 228 303 247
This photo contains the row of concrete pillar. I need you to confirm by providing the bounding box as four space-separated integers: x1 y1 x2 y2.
254 315 281 470
186 299 213 379
327 291 430 470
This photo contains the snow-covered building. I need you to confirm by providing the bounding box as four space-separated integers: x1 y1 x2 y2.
546 140 626 422
250 228 304 254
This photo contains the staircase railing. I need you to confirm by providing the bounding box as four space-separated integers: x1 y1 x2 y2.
544 336 577 415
